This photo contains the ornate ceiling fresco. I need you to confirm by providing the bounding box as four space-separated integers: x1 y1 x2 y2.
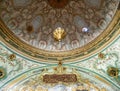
0 0 120 91
0 0 120 62
0 0 119 52
0 0 120 90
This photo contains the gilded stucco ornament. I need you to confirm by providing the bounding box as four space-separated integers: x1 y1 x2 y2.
23 63 107 91
0 67 6 79
53 27 66 41
8 54 16 61
107 67 119 77
98 52 106 59
40 61 78 85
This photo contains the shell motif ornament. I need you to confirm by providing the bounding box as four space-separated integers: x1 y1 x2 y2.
53 27 66 41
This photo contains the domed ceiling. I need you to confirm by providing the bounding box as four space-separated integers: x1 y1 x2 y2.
0 0 120 62
0 0 119 52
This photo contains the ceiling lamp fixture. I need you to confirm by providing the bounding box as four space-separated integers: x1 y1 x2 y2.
53 27 66 41
82 27 89 33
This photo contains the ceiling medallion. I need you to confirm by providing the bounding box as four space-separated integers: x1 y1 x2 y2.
53 27 66 41
48 0 69 8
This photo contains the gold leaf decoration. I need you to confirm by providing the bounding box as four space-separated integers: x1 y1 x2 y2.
53 27 66 41
107 67 119 77
0 68 5 79
9 54 16 61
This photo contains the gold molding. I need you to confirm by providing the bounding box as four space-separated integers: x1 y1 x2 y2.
95 75 111 86
4 74 26 90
